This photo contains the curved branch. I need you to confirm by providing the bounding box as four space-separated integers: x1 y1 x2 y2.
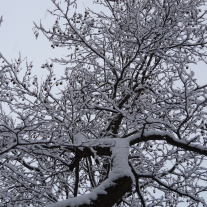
129 161 146 207
129 163 204 204
45 139 133 207
129 131 207 156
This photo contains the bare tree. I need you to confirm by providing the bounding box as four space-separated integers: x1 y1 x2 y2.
1 0 207 206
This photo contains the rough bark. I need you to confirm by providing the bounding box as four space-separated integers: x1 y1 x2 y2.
74 176 132 207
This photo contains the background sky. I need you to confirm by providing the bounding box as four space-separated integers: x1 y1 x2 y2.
0 1 207 206
0 0 57 65
0 0 207 85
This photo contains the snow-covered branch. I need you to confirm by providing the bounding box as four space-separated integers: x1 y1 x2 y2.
1 0 207 206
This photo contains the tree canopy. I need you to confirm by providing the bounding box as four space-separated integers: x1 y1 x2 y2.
1 0 207 206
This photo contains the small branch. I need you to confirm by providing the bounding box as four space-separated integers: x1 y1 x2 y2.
129 161 146 207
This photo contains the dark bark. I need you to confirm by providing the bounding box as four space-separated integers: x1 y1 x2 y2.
106 113 123 136
69 147 112 171
130 133 207 157
66 176 132 207
73 158 79 197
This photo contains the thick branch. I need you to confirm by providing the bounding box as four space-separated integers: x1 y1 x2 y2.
45 139 133 207
129 131 207 156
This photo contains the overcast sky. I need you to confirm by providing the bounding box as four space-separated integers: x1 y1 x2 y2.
0 0 56 64
0 1 207 205
0 0 207 84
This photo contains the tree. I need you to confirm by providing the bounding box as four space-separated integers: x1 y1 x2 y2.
1 0 207 206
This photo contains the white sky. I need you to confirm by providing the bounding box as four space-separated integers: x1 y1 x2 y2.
0 1 207 206
0 0 207 85
0 0 56 64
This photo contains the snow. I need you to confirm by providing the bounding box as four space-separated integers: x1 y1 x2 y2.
110 139 133 178
127 130 207 156
3 129 207 207
73 133 88 150
45 138 133 207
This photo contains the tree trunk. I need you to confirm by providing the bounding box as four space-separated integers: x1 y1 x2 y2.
78 176 132 207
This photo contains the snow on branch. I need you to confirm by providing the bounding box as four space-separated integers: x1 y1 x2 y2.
1 0 207 206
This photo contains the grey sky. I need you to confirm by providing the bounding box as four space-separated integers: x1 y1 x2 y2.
0 1 207 206
0 0 57 64
0 0 206 84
